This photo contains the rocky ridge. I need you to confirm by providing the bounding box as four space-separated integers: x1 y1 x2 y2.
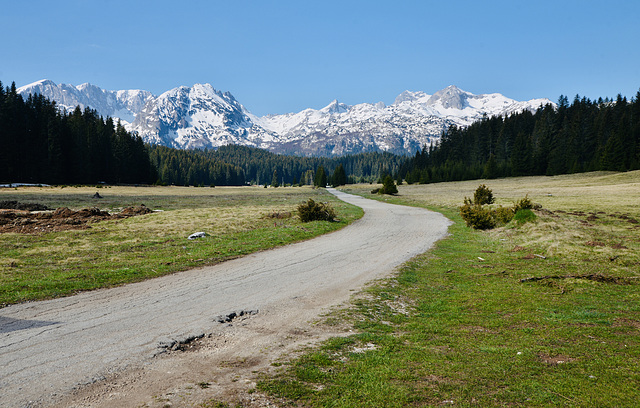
18 80 553 156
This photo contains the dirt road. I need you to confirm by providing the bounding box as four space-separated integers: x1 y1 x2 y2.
0 189 451 407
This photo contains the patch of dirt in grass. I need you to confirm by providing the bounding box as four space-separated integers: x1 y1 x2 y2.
520 273 633 285
613 318 640 330
0 204 152 234
538 353 576 365
460 326 499 334
264 210 292 219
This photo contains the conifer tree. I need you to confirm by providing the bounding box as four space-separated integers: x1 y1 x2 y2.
331 163 347 186
315 165 327 187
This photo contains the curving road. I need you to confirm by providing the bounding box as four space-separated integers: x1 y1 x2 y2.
0 189 451 407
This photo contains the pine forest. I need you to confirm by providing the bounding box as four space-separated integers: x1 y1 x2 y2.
2 80 639 187
401 92 640 183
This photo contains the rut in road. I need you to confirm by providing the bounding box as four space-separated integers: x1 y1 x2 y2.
0 189 451 408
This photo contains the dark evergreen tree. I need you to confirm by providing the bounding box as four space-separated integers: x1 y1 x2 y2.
315 165 327 187
0 85 156 185
331 163 347 187
483 153 498 179
379 175 398 195
511 132 532 176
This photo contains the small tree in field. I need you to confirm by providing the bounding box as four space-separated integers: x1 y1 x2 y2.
297 199 336 222
378 175 398 195
473 184 494 205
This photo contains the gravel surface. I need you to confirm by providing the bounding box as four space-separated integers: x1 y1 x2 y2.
0 189 451 407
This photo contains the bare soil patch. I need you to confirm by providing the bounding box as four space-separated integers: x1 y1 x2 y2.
538 353 576 366
0 202 152 234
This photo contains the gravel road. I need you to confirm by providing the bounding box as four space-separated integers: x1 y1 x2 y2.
0 189 451 407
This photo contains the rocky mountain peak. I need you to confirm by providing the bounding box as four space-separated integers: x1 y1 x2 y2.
17 80 554 156
394 90 429 105
426 85 469 110
321 99 350 114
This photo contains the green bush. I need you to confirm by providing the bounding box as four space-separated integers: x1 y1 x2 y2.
461 188 538 230
297 199 336 222
378 175 398 195
494 206 515 224
513 194 533 212
473 184 494 205
514 208 536 224
460 198 496 230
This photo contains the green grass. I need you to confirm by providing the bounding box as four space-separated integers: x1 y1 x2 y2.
258 171 640 407
0 186 363 306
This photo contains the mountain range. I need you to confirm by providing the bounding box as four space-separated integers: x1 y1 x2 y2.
17 79 552 156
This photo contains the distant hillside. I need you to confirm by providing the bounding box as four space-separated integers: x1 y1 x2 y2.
401 92 640 183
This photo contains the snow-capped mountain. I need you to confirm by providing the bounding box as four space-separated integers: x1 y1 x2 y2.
17 80 552 156
254 85 550 155
129 83 277 149
17 79 153 125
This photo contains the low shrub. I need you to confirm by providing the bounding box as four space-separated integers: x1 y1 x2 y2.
297 199 336 222
514 195 533 212
494 206 515 224
473 184 494 205
461 188 536 230
460 198 496 230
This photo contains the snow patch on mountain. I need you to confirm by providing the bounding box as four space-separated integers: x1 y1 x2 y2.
17 80 553 156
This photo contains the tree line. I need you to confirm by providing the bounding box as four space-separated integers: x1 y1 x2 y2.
150 144 407 187
14 79 636 188
0 81 156 185
400 90 640 183
0 81 405 187
148 145 246 186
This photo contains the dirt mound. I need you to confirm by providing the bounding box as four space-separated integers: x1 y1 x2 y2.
0 205 153 234
119 204 153 216
50 207 75 219
76 208 111 218
0 200 50 211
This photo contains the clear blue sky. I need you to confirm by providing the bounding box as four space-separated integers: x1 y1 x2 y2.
2 0 639 116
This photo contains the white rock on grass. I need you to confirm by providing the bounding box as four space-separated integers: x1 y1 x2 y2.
187 232 208 240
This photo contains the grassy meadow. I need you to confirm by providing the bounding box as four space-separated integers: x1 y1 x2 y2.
0 185 363 306
257 171 640 407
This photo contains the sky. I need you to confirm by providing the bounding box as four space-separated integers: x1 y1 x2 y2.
2 0 639 116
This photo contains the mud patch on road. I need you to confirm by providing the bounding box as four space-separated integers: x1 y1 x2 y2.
215 309 259 324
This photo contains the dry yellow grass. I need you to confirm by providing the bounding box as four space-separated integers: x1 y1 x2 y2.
346 170 640 214
344 170 640 272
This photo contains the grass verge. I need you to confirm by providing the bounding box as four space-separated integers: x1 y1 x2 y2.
0 186 362 306
257 172 640 407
